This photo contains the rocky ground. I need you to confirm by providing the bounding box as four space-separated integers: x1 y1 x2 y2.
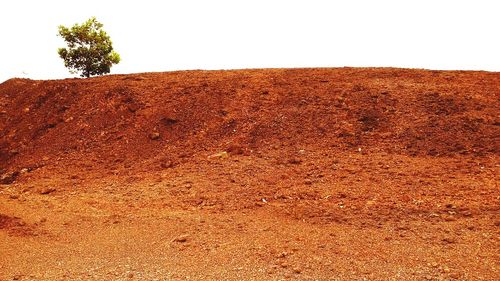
0 68 499 280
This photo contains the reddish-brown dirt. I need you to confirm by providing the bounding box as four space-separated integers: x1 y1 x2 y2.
0 68 499 280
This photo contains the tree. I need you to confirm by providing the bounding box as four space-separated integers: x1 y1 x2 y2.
58 17 120 78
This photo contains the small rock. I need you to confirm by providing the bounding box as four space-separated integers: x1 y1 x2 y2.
127 104 140 113
304 179 313 185
366 200 376 206
227 144 244 155
288 158 302 165
208 151 229 159
160 161 174 169
172 234 190 243
292 267 302 274
441 266 451 273
279 261 288 268
276 251 288 258
9 194 19 200
462 210 472 217
442 237 456 244
149 132 160 140
38 187 56 195
0 171 19 184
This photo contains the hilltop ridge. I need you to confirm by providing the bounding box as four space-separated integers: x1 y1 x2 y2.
1 68 498 180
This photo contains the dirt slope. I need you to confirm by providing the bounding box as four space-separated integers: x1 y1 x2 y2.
0 68 499 280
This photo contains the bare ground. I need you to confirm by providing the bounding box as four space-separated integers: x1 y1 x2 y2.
0 68 499 280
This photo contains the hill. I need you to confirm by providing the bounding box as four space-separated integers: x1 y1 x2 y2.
0 68 499 279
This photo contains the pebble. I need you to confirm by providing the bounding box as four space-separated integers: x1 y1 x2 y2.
208 151 228 159
172 234 190 243
9 194 19 199
442 237 456 244
288 158 302 164
276 251 288 258
149 132 160 140
279 261 288 268
38 187 56 195
0 171 19 184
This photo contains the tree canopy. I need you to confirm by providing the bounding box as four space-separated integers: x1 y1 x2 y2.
58 17 120 78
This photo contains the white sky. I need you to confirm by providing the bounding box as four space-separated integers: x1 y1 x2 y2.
1 0 499 82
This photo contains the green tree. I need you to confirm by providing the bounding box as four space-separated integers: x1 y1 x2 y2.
57 17 120 78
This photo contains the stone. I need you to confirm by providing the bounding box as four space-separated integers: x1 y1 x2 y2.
38 187 56 195
172 234 190 243
9 194 19 200
0 171 19 184
149 132 160 140
227 144 244 155
160 160 174 169
208 151 229 159
288 158 302 164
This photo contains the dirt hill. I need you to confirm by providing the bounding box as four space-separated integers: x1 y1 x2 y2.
0 68 499 280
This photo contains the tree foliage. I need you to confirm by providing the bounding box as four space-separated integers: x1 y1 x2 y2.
58 17 120 78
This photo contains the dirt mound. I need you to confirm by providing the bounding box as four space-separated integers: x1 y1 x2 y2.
1 68 499 279
0 68 498 182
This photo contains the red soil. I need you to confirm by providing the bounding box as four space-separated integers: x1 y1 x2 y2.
0 68 499 280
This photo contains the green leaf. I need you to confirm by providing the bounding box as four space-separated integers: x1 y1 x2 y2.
57 17 120 78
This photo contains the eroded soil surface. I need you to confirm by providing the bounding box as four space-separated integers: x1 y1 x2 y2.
0 68 499 280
